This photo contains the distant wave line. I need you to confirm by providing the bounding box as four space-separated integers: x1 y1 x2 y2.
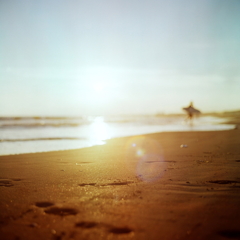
0 123 85 128
0 137 86 142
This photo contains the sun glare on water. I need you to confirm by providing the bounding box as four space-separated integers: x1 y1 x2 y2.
89 116 111 143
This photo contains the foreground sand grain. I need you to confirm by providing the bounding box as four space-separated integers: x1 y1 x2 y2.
1 130 240 240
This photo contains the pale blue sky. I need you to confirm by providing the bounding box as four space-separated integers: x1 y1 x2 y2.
0 0 239 116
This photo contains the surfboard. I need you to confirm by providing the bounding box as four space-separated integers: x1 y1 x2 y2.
182 106 201 115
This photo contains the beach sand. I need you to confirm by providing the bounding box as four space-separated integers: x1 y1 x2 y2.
1 129 240 240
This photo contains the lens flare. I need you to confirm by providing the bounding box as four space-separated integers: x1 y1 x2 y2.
136 148 145 157
125 136 165 182
136 153 165 182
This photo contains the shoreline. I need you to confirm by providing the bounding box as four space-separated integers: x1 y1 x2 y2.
1 129 240 239
0 124 236 157
1 112 239 156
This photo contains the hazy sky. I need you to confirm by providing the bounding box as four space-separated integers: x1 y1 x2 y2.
1 0 240 116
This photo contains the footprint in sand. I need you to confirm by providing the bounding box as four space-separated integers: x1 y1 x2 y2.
78 181 134 187
44 207 78 216
0 178 24 187
208 180 240 184
0 179 14 187
108 226 133 234
75 221 99 229
101 181 134 186
75 221 134 235
35 202 55 208
35 202 78 216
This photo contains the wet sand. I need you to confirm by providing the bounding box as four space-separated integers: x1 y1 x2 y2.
0 129 240 240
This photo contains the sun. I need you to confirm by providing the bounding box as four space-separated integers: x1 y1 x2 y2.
84 76 117 111
89 81 110 105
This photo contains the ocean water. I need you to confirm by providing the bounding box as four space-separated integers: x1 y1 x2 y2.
0 115 234 156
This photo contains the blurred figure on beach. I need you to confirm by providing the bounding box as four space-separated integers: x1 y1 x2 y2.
182 102 201 122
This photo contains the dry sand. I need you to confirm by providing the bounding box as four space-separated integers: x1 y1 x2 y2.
0 129 240 240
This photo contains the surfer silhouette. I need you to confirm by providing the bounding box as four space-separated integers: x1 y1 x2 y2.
187 102 193 119
182 102 201 121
